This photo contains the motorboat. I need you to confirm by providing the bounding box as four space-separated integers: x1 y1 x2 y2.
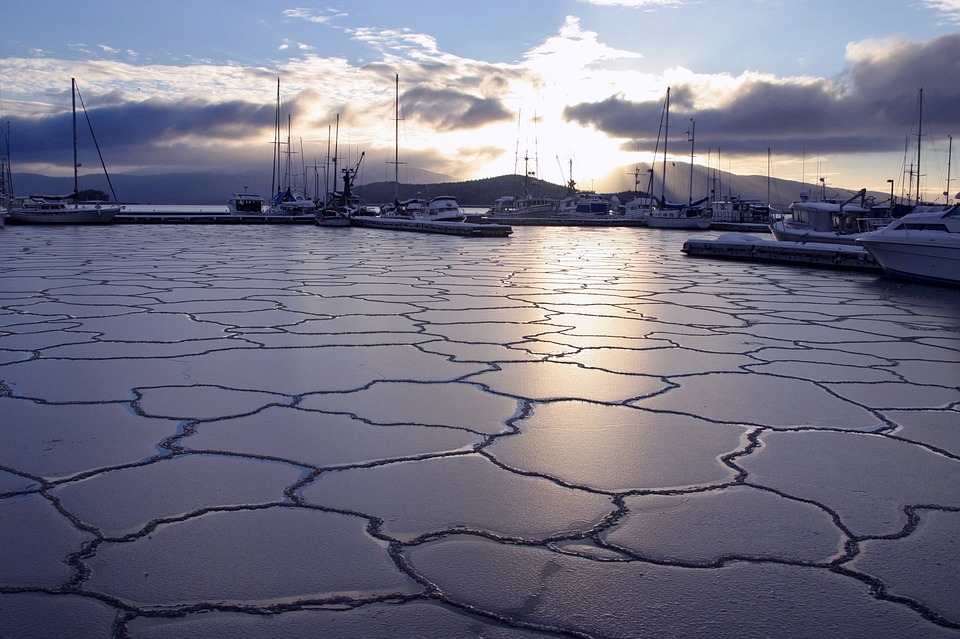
556 192 610 217
770 189 891 244
856 204 960 285
420 196 466 222
227 189 265 214
620 195 657 220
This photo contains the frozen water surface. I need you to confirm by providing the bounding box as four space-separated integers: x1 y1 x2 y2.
1 224 958 637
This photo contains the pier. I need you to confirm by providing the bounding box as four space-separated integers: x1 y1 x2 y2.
682 233 880 271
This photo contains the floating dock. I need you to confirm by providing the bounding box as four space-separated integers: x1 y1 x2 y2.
350 216 513 237
115 213 315 224
682 233 880 271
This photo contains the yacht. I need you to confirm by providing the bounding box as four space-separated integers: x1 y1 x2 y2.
227 189 265 214
420 196 466 222
856 203 960 285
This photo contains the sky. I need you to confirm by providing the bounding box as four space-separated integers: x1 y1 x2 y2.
2 0 960 202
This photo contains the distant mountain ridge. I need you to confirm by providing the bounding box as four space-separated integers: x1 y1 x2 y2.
11 164 886 210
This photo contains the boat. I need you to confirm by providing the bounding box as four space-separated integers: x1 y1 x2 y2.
556 191 610 217
769 189 891 244
315 151 363 227
487 151 559 219
1 121 11 228
644 87 710 230
647 206 711 229
9 79 122 224
856 203 960 285
419 196 467 222
265 79 314 216
227 187 265 214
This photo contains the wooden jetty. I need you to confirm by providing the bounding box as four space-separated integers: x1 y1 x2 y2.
682 234 880 271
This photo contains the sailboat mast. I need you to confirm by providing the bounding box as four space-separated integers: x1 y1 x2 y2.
916 87 923 204
946 134 953 204
394 73 399 200
660 87 669 204
272 78 280 196
72 78 78 199
687 118 695 204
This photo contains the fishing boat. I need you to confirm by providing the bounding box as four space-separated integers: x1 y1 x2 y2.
227 187 265 214
856 203 960 285
9 79 122 224
315 151 362 227
769 189 891 244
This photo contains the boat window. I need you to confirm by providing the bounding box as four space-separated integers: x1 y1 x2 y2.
903 223 949 231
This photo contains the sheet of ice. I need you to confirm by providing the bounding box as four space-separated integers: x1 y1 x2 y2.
405 535 958 639
84 508 420 607
2 224 958 637
301 454 615 542
488 400 747 491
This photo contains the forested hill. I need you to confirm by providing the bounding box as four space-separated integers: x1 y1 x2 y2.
12 166 881 209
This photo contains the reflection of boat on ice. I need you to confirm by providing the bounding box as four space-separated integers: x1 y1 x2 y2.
857 204 960 285
9 78 122 225
227 188 265 214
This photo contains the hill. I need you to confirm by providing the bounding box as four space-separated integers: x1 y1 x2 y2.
10 164 886 210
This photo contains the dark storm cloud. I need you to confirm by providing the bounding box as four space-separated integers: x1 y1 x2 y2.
401 86 512 131
7 97 279 168
564 33 960 158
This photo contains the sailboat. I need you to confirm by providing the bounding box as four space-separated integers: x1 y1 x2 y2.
379 73 465 222
1 121 12 227
266 78 314 215
10 78 122 224
646 87 711 230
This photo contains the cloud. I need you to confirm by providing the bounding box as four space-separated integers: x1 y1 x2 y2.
281 7 347 24
564 33 960 157
923 0 960 23
577 0 683 6
401 86 513 132
7 97 279 172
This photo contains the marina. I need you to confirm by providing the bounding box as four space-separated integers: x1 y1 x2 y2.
1 223 958 638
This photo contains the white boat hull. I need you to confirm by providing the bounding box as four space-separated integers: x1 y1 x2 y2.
857 233 960 285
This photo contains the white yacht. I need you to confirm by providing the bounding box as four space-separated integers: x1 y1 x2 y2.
227 189 265 214
646 206 711 229
856 203 960 285
420 196 466 222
